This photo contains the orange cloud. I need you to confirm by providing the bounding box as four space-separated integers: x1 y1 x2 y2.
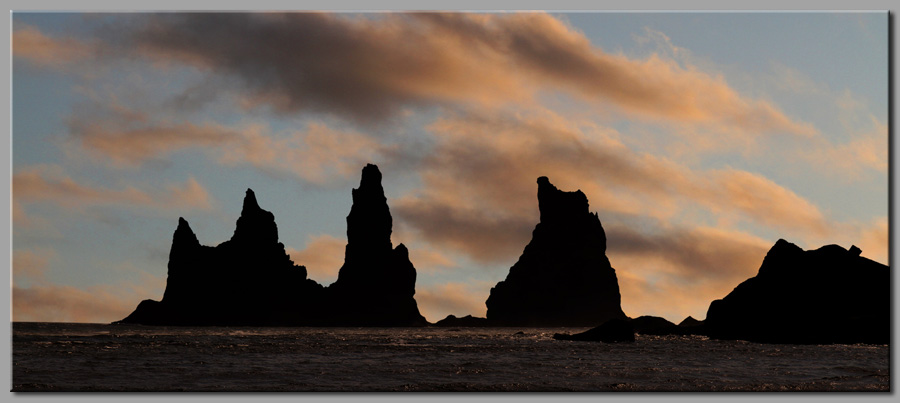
13 165 212 211
13 24 95 67
117 12 812 136
71 120 240 165
286 235 346 285
414 282 492 323
606 224 772 320
13 273 166 323
394 110 831 264
408 247 457 273
66 94 392 184
12 248 56 285
218 123 394 185
803 116 888 181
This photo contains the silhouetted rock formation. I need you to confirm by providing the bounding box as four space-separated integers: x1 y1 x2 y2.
325 164 428 326
678 316 703 328
704 239 889 344
630 316 677 335
485 177 627 326
553 319 635 343
435 315 491 327
117 190 323 326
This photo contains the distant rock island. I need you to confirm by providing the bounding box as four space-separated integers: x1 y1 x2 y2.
553 319 635 343
117 164 426 326
703 239 889 344
485 177 628 326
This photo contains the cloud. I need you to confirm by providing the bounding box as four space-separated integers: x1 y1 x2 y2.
13 165 212 211
12 273 166 323
69 116 240 166
414 282 492 322
394 109 831 264
394 200 535 264
66 94 393 185
286 235 346 285
113 12 813 137
803 115 887 181
218 123 395 185
408 247 458 273
13 24 96 68
12 248 57 285
605 224 772 320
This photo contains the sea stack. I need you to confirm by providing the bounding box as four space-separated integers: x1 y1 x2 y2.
485 177 627 326
325 164 428 326
704 239 889 344
116 189 323 326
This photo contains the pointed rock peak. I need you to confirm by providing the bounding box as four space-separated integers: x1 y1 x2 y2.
758 239 804 277
769 239 802 255
231 188 278 244
359 163 383 190
536 176 589 224
173 217 199 246
242 188 261 214
177 216 191 229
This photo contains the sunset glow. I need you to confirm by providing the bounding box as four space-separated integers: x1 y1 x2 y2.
11 12 887 324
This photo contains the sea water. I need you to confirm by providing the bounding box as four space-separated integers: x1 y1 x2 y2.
11 322 889 392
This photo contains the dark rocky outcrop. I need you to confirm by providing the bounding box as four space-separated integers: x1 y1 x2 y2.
704 239 889 344
324 164 428 326
485 177 627 326
630 315 677 335
117 189 323 326
434 315 491 327
553 319 635 343
678 316 703 328
117 164 427 327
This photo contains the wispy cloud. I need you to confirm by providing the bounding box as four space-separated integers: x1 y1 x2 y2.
12 248 57 285
12 273 166 323
92 12 814 138
395 109 831 266
13 24 97 68
217 123 394 185
13 165 212 211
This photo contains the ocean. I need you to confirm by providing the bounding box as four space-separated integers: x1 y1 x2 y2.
11 322 889 392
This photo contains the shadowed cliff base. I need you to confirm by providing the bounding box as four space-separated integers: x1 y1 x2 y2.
117 164 426 327
485 176 628 326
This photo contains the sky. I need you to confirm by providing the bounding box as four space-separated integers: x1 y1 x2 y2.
10 11 888 324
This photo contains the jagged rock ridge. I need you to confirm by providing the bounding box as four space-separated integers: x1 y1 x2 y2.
704 239 889 344
118 189 322 326
485 177 627 326
117 165 427 327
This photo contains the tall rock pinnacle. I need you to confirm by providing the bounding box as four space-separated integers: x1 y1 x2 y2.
486 176 626 326
326 164 427 326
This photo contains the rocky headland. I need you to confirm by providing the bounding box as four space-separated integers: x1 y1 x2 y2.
703 239 889 344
